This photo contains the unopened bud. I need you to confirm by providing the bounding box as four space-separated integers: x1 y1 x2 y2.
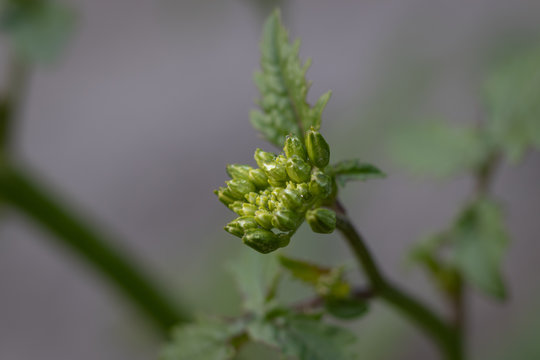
224 216 258 238
226 164 252 181
309 170 331 198
245 192 258 204
284 134 307 160
214 188 235 206
286 155 311 183
243 228 281 254
254 148 276 168
228 201 244 214
227 179 256 199
254 209 273 229
241 203 257 216
306 208 336 234
305 127 330 168
248 168 269 189
280 188 303 209
272 209 300 231
262 155 288 184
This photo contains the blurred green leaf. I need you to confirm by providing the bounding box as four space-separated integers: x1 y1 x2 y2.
278 314 358 360
0 0 76 63
324 297 368 320
453 198 509 299
485 46 540 161
250 10 331 147
228 251 280 314
279 255 350 298
388 120 490 177
330 159 386 187
161 318 244 360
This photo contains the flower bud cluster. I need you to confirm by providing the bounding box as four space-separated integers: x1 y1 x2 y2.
215 128 337 254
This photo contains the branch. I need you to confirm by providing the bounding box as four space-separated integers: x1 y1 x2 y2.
333 200 462 360
0 162 191 334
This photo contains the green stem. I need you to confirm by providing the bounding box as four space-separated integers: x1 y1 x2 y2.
0 55 30 152
0 162 190 334
334 204 461 360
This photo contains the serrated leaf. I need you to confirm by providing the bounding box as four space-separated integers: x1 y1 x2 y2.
485 46 540 161
228 251 280 314
251 10 331 147
278 315 359 360
324 297 368 320
161 318 244 360
388 120 491 178
330 159 386 187
0 0 76 63
279 255 350 299
453 198 509 299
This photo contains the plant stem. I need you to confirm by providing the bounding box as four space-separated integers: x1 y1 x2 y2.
334 201 462 360
0 55 30 153
0 162 191 334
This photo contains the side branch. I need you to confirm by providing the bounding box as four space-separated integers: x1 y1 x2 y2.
334 201 461 360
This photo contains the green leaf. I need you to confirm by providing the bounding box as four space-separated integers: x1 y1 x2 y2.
278 314 359 360
228 251 281 314
279 255 350 299
388 120 491 178
161 318 244 360
324 297 368 320
250 10 331 147
453 198 509 299
485 46 540 161
330 159 386 187
0 0 76 63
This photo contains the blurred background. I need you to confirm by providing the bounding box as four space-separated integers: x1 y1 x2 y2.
1 0 540 359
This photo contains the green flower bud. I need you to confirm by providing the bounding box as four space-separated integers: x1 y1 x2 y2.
228 201 244 214
306 208 336 234
248 168 269 189
243 228 281 254
241 203 257 217
284 134 307 160
245 192 258 204
295 183 311 200
227 179 256 199
272 209 300 231
254 148 276 168
309 170 331 198
286 155 311 183
254 209 273 229
226 164 252 180
256 195 269 209
224 216 258 238
278 233 291 248
214 188 235 206
280 188 303 209
267 199 278 211
262 155 288 183
305 127 330 168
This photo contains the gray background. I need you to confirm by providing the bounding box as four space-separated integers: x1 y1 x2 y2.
1 0 539 359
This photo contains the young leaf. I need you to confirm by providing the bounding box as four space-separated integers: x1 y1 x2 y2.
388 120 491 178
484 46 540 161
278 314 359 360
228 251 281 314
279 255 350 299
0 0 76 63
250 10 331 147
324 297 368 320
330 159 386 187
160 318 244 360
453 198 509 299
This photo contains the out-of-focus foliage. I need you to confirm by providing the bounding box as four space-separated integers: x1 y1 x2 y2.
452 198 509 299
0 0 75 63
160 318 244 360
389 120 491 178
330 159 386 187
485 46 540 161
163 249 364 360
250 10 331 147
